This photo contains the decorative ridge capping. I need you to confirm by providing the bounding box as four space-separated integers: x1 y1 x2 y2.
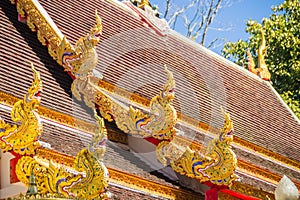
11 0 63 59
230 176 300 200
229 181 274 200
36 147 300 199
91 65 177 140
10 0 102 77
35 147 201 200
97 80 219 134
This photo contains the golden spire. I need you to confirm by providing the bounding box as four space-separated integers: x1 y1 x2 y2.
257 28 271 81
247 28 271 81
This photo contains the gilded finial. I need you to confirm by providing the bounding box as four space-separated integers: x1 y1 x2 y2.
258 28 266 68
257 28 271 81
247 28 271 81
247 49 256 75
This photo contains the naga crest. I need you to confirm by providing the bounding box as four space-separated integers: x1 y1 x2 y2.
161 64 175 101
26 64 43 111
16 111 109 199
56 10 102 76
219 107 234 143
158 108 237 186
0 63 43 155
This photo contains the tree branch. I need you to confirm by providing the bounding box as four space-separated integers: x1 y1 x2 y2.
168 1 195 29
200 0 222 45
163 0 171 19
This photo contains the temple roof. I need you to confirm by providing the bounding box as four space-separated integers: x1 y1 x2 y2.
34 0 300 162
1 0 300 197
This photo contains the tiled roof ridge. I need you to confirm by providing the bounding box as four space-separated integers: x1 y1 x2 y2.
103 0 268 85
104 1 299 126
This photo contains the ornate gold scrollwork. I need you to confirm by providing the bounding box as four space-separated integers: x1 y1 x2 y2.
94 65 177 140
56 10 102 76
157 108 238 186
0 64 42 155
11 0 62 59
16 111 110 199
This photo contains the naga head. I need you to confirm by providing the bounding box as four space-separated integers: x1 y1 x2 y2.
162 65 175 101
27 63 42 107
57 10 102 76
219 107 234 143
88 10 102 47
88 110 107 160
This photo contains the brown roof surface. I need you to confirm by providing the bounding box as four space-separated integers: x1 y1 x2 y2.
36 0 300 162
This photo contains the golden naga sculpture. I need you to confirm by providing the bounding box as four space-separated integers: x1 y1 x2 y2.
95 65 177 140
16 111 110 199
56 10 102 76
130 0 159 13
56 10 102 108
157 108 237 186
0 64 42 155
247 28 271 81
130 0 151 9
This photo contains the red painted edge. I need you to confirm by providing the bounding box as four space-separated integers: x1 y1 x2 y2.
9 151 22 184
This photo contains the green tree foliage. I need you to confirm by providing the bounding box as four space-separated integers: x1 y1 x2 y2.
222 0 300 119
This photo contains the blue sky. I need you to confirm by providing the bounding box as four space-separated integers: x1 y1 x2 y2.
151 0 284 54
